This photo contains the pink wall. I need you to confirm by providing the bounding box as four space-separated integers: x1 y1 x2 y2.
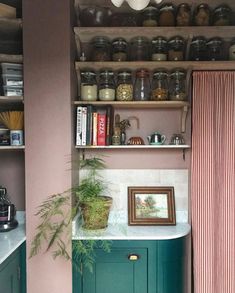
23 1 73 293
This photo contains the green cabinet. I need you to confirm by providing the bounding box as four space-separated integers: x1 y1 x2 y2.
73 236 189 293
0 243 26 293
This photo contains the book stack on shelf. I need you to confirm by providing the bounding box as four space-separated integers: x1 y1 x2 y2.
76 105 114 147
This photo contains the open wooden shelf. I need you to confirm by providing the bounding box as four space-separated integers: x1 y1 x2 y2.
0 145 25 150
0 18 22 35
76 145 190 149
0 96 24 107
0 54 23 63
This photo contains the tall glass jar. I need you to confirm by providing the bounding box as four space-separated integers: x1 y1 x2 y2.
193 4 211 26
190 37 207 61
80 71 97 101
169 69 187 101
207 37 223 61
151 70 168 101
159 4 175 26
90 36 111 61
229 38 235 60
116 71 133 101
168 36 185 61
151 37 167 61
98 70 115 101
212 4 232 26
130 37 150 61
134 69 151 101
176 3 191 26
141 6 158 27
112 38 128 61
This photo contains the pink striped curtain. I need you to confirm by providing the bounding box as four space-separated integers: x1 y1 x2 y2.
191 71 235 293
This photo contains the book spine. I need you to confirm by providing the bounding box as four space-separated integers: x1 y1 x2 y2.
81 106 87 146
106 106 114 146
76 106 82 146
86 105 93 145
97 112 107 146
92 112 98 146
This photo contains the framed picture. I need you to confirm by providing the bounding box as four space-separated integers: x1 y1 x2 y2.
128 186 176 226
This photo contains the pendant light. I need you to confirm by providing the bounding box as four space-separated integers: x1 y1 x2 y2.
111 0 163 10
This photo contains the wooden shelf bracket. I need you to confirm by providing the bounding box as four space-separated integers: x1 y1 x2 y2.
181 105 189 133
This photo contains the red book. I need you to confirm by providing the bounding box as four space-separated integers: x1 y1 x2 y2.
97 112 107 146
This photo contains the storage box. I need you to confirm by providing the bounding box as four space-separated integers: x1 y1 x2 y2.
1 63 23 76
2 74 23 87
3 86 23 96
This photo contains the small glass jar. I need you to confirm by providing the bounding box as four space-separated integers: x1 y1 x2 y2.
159 4 175 26
194 4 211 26
98 70 115 101
116 71 133 101
80 71 97 101
112 38 128 62
90 36 111 61
169 69 187 101
229 38 235 60
207 37 223 61
134 69 151 101
176 3 191 26
151 37 168 61
130 37 150 61
142 6 158 27
213 5 232 26
190 37 207 61
151 70 168 101
168 36 185 61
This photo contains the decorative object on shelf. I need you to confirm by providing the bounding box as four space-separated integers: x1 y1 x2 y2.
112 38 128 61
128 186 176 225
229 38 235 60
0 127 10 146
80 70 97 101
127 136 144 145
176 3 191 26
116 70 133 101
170 133 185 145
79 6 112 27
151 70 168 101
111 0 163 11
134 69 151 101
120 115 139 145
168 36 185 61
158 3 175 27
193 3 211 26
212 4 232 26
147 131 166 145
90 36 111 61
98 69 115 101
206 37 224 61
130 36 150 61
112 113 121 145
169 69 187 101
141 6 158 27
151 37 167 61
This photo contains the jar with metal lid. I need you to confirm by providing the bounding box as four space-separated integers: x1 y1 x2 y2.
151 37 168 61
212 5 232 26
141 6 158 27
159 4 175 26
151 70 168 101
229 38 235 60
112 38 128 62
134 69 151 101
80 71 97 101
207 37 223 61
168 36 185 61
194 4 211 26
190 36 207 61
90 36 111 61
169 69 187 101
116 70 133 101
130 37 150 61
98 70 115 101
176 3 191 26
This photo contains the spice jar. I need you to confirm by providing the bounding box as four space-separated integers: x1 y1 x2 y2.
176 3 191 26
90 36 111 61
207 37 223 61
130 37 150 61
112 38 128 62
212 5 232 26
159 4 175 26
98 70 115 101
168 36 185 61
116 70 133 101
151 37 168 61
151 70 168 101
229 38 235 60
190 36 207 61
134 69 151 101
194 4 211 26
169 69 187 101
142 6 158 27
80 71 97 101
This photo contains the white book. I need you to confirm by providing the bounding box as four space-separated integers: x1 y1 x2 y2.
81 107 87 146
76 106 83 146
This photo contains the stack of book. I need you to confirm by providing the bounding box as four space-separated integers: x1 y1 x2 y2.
76 105 114 146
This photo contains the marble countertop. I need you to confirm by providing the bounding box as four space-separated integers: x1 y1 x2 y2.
0 212 26 265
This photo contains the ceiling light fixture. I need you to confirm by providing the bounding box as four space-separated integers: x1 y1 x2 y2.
111 0 163 11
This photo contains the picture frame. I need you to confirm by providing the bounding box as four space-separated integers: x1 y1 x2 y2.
128 186 176 226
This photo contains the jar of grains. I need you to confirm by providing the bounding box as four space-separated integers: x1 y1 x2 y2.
142 6 158 27
112 38 128 61
98 70 115 101
90 36 111 61
229 38 235 60
207 37 223 61
151 70 168 101
80 71 97 101
193 4 211 26
130 36 150 61
134 69 151 101
190 36 207 61
168 36 185 61
212 4 232 26
116 70 133 101
169 69 187 101
151 37 168 61
159 4 175 26
176 3 191 26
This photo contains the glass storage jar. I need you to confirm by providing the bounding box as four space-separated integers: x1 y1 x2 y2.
190 36 207 61
80 70 97 101
130 37 150 61
159 4 175 26
229 38 235 60
176 3 191 26
134 69 151 101
168 36 185 61
141 6 158 27
194 4 211 26
151 70 168 101
207 37 223 61
98 70 115 101
112 38 128 61
212 5 232 26
90 36 111 61
169 69 187 101
151 37 167 61
116 71 133 101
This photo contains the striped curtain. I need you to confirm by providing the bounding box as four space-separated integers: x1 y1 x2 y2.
191 71 235 293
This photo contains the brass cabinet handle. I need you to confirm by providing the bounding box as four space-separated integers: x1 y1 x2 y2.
128 254 140 261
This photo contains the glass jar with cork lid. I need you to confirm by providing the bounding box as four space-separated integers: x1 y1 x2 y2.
151 70 169 101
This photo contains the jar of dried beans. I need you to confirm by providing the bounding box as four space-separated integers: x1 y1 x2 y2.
151 70 168 101
116 70 133 101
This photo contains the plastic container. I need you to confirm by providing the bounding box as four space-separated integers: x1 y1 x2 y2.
1 63 23 76
2 74 23 87
3 86 23 96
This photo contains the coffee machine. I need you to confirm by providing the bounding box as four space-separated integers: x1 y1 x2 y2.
0 186 18 232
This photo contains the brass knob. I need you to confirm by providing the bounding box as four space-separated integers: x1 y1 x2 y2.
128 254 139 261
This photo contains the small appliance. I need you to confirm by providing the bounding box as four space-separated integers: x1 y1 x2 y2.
0 186 18 232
